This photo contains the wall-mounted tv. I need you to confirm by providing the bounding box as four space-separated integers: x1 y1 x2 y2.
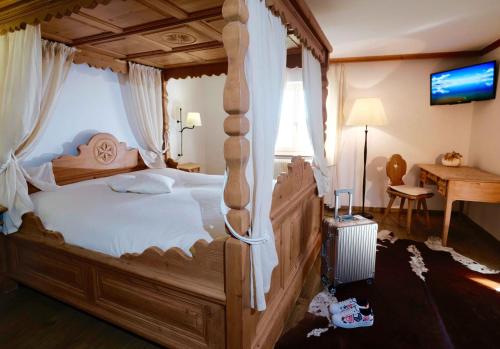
430 60 497 105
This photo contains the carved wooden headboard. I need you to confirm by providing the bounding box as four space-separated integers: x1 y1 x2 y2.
51 133 145 186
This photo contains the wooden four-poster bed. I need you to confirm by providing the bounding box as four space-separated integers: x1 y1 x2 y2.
0 1 332 348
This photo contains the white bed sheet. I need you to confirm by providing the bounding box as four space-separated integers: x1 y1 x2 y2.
30 168 226 257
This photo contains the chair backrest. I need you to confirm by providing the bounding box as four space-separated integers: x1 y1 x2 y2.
386 154 407 185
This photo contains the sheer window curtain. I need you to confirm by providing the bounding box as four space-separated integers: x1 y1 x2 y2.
245 0 287 311
302 48 329 197
324 63 345 207
0 25 42 233
120 62 166 168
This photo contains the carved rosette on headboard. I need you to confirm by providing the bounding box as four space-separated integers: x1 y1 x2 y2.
53 133 138 170
50 133 142 186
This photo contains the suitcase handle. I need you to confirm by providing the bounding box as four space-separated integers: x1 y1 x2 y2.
334 189 353 221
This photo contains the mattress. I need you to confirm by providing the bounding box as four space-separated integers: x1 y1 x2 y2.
30 168 226 257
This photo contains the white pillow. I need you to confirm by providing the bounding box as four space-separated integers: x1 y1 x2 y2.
107 174 136 193
107 172 175 194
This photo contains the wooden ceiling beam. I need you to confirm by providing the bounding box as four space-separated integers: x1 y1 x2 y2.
126 40 223 59
329 50 479 64
480 38 500 56
73 6 222 46
136 0 188 19
71 12 123 34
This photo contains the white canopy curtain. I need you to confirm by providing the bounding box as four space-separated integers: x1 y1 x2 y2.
324 63 345 207
119 62 166 168
244 0 287 311
18 40 76 192
0 25 42 233
302 48 329 197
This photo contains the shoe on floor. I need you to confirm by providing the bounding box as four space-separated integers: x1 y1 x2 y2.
329 298 369 314
332 307 374 329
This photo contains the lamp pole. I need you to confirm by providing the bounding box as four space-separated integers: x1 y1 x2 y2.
360 125 372 219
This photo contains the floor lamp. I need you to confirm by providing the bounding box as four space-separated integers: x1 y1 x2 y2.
346 98 387 219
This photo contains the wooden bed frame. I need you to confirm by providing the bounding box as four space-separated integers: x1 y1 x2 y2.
0 1 331 348
0 133 322 349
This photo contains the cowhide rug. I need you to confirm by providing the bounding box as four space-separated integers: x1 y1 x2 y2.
277 231 500 349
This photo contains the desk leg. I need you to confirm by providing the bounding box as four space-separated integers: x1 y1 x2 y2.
442 196 454 246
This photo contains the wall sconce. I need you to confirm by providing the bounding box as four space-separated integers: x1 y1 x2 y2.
177 108 202 157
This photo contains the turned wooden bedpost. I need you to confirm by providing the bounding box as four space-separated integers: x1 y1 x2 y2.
222 0 250 235
222 0 252 348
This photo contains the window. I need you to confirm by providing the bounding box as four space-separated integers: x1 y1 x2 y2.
275 81 313 157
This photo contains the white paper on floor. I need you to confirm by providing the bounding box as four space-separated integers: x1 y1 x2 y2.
425 236 499 274
407 245 428 281
306 327 330 338
306 291 338 337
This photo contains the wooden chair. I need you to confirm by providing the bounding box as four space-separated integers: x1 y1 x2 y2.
382 154 433 233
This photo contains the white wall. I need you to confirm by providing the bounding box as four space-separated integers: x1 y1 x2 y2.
466 47 500 240
23 64 137 167
335 57 477 210
167 75 226 175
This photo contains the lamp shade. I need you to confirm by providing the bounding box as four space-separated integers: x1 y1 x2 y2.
186 112 202 127
346 98 387 126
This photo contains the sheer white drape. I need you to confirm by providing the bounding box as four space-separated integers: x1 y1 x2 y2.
17 40 76 159
18 40 76 192
245 0 287 311
120 62 166 168
324 63 345 206
0 25 42 233
302 48 329 197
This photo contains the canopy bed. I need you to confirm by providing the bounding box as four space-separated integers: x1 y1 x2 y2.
0 1 332 348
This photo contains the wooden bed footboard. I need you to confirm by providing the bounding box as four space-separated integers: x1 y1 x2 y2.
5 214 228 349
225 157 323 349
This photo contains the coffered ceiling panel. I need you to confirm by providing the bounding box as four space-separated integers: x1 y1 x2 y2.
93 36 165 56
137 52 198 67
172 0 224 13
79 0 168 28
41 16 106 42
143 25 213 48
188 47 226 60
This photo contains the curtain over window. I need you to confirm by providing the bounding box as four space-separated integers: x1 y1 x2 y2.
120 62 166 168
275 70 314 157
302 48 329 197
245 0 287 311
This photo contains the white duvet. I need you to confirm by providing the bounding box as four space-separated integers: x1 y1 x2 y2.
30 168 226 257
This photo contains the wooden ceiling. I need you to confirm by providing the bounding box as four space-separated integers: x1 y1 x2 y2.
35 0 301 71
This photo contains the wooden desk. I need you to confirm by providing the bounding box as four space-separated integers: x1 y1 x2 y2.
418 164 500 246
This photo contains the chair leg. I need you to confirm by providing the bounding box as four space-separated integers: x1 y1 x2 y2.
421 199 431 227
382 194 396 223
399 197 406 219
406 199 415 234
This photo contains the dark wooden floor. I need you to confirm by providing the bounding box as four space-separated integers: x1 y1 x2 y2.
1 210 499 348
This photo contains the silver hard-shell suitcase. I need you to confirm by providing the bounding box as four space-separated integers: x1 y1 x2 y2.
321 189 378 293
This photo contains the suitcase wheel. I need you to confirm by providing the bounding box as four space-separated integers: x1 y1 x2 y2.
366 278 374 285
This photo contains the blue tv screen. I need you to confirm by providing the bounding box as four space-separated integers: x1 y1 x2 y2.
430 61 497 105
